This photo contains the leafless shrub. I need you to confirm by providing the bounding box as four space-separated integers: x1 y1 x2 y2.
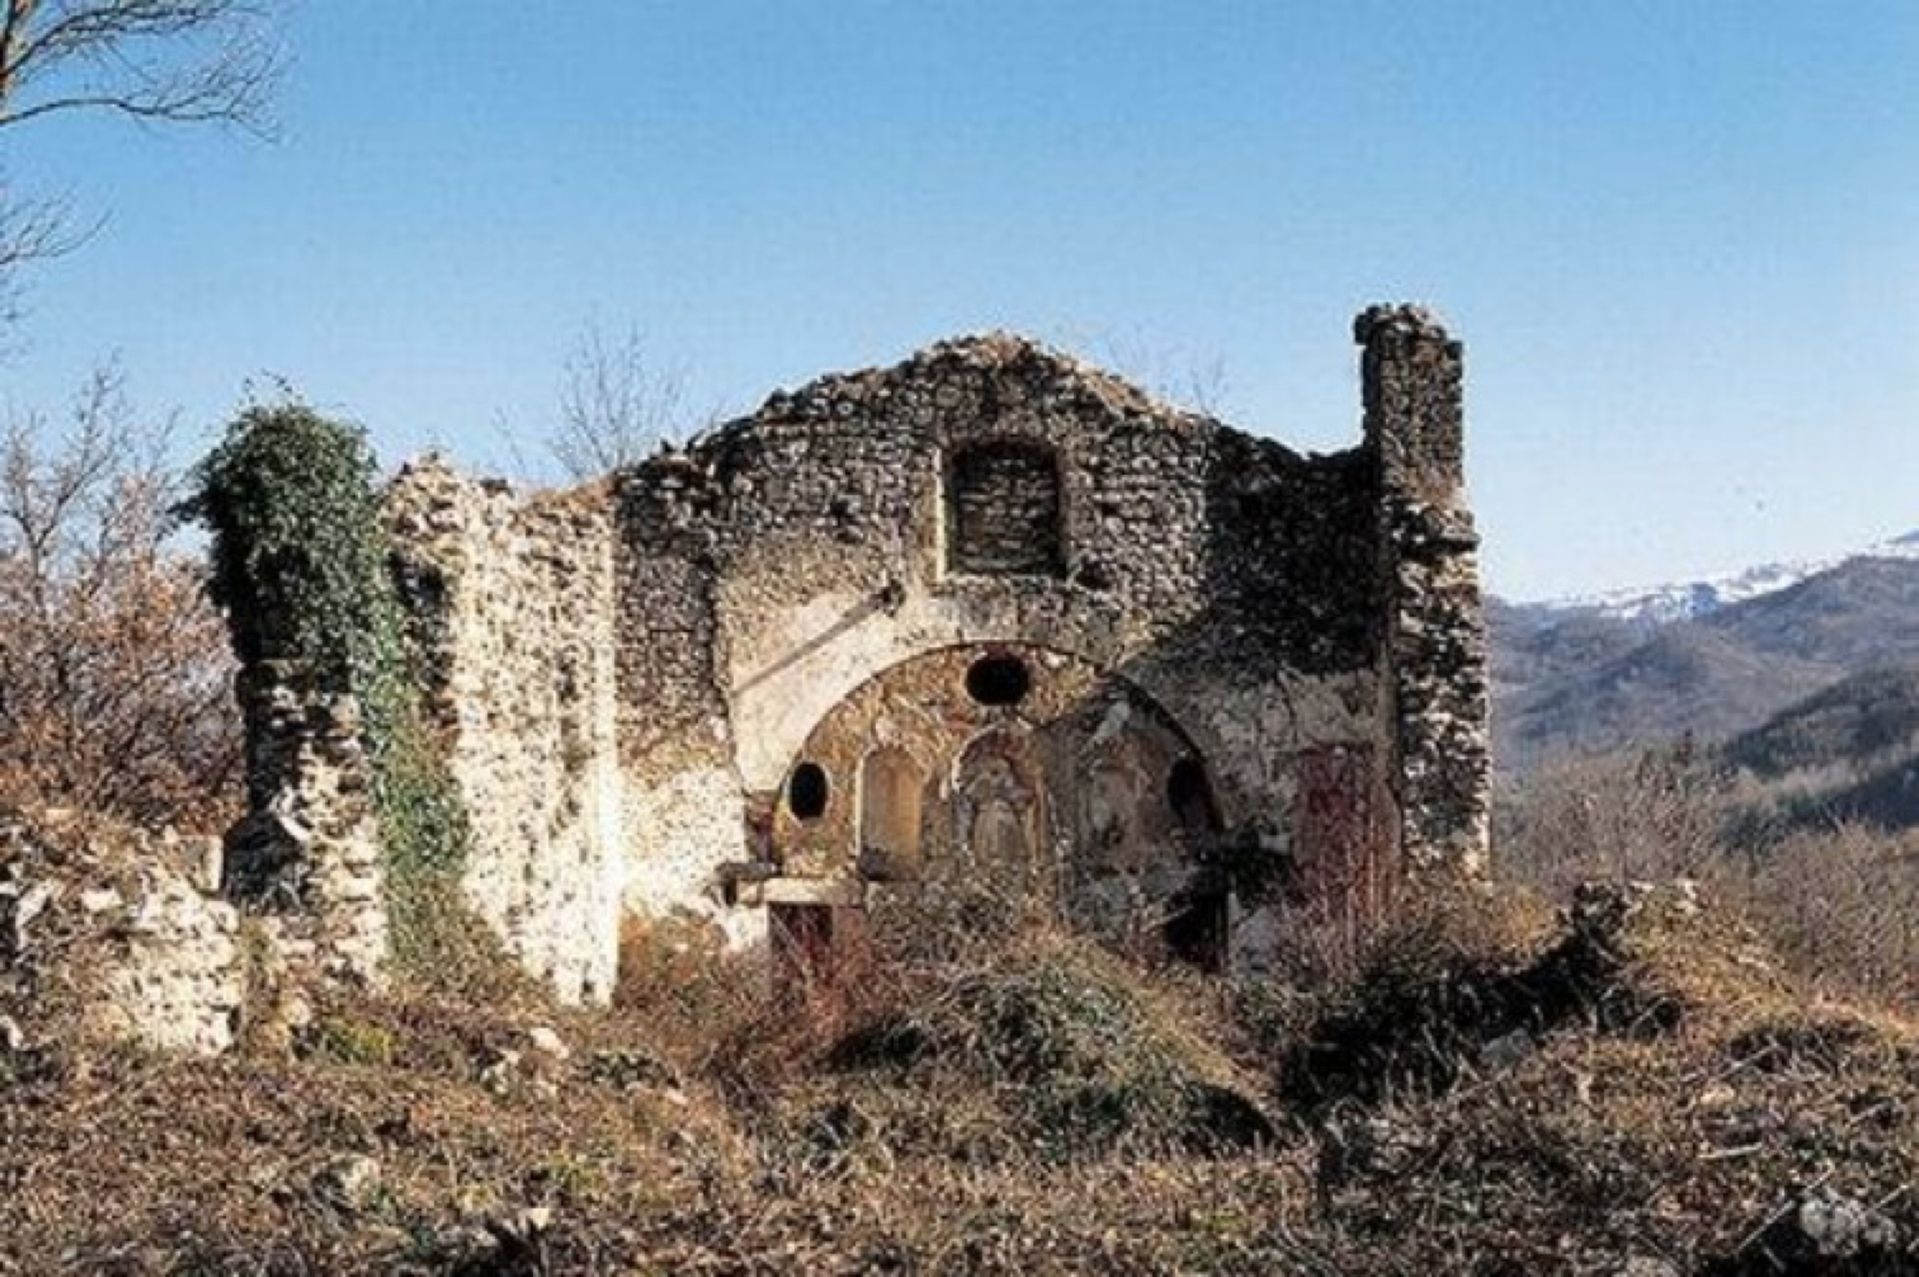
1501 742 1919 1011
1720 823 1919 1008
0 365 239 829
1257 842 1408 986
1496 742 1730 899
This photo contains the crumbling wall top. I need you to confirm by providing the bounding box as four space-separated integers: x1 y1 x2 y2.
1354 303 1457 350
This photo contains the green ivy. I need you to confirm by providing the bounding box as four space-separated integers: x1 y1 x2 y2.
182 404 472 974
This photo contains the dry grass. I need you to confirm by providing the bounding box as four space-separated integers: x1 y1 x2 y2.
7 870 1919 1274
1499 746 1919 1016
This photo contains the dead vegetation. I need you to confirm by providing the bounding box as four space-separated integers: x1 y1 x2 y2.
1500 745 1919 1013
6 858 1919 1275
0 371 240 832
3 725 1918 1271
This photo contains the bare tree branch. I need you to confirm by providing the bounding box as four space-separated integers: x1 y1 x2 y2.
0 0 280 328
0 0 280 135
550 321 703 481
0 182 88 336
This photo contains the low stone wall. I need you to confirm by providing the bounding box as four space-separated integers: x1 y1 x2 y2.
1 809 243 1059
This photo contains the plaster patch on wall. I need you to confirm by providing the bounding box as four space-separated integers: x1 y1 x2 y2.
624 757 763 950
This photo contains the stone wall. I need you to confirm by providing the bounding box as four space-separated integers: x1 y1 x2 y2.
2 809 243 1058
387 458 626 1003
205 309 1491 1000
611 457 758 951
1358 305 1493 871
224 662 386 985
607 327 1451 970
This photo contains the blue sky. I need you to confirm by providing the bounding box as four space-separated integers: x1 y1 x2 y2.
5 1 1917 599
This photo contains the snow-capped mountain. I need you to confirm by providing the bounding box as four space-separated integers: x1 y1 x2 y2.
1535 529 1919 626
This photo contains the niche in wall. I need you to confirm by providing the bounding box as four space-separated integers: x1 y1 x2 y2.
945 439 1064 576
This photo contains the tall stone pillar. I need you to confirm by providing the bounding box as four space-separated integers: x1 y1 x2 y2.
1357 304 1491 872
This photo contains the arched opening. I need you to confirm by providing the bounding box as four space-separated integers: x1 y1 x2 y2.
965 653 1031 706
1164 892 1228 974
1167 757 1220 838
788 761 829 820
769 644 1227 959
858 747 923 879
945 439 1064 576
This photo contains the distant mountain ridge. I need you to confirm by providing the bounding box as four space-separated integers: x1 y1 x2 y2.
1720 665 1919 835
1492 553 1919 774
1725 664 1919 780
1529 529 1919 626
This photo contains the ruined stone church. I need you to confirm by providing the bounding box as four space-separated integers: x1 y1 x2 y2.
233 304 1489 1003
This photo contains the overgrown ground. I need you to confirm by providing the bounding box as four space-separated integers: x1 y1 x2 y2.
5 876 1918 1275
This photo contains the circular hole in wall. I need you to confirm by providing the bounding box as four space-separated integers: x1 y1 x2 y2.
965 654 1031 706
788 762 829 820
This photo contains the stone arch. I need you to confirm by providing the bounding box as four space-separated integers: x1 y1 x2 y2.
726 597 1253 812
771 641 1220 884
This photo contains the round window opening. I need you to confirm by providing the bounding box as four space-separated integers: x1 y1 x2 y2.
788 762 829 819
965 654 1031 706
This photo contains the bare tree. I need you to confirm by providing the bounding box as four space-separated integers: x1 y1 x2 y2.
0 1 277 130
1053 325 1232 417
0 0 280 315
0 363 240 829
549 321 701 480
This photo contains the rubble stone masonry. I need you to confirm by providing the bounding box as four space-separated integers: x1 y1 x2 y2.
219 307 1491 1001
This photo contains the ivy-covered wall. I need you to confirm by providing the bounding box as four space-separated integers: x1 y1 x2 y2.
185 406 473 984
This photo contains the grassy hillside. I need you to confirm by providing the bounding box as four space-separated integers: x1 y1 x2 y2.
6 870 1919 1274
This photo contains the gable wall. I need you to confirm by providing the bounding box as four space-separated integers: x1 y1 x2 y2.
610 336 1399 969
